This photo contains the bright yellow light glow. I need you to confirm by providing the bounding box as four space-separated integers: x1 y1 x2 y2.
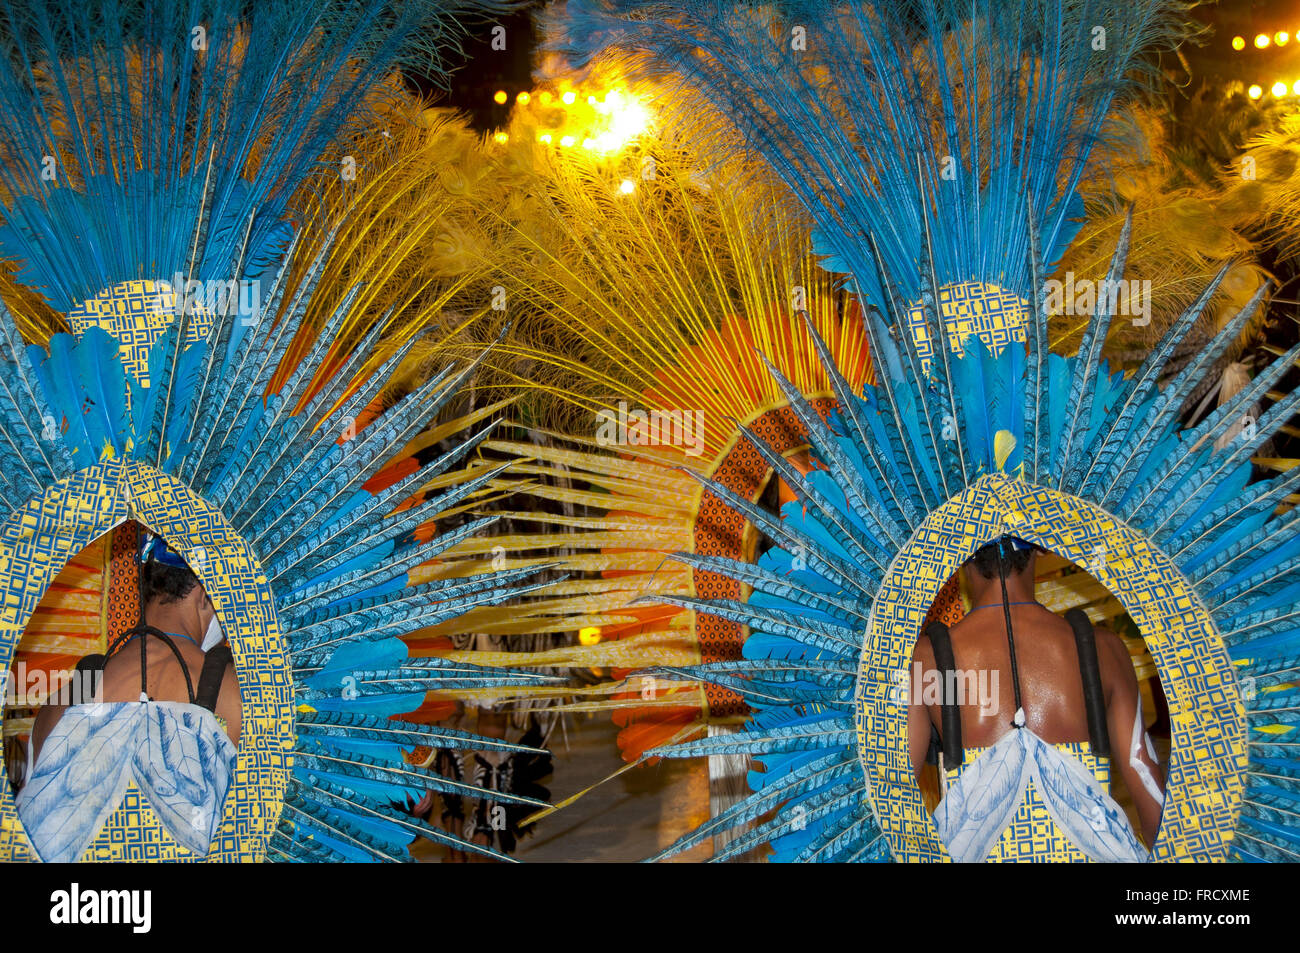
1293 80 1300 95
1249 84 1263 99
539 90 552 105
607 100 650 145
619 179 635 195
1277 31 1290 45
493 131 509 144
538 133 552 143
524 85 652 157
493 89 507 105
1273 80 1288 97
516 91 531 105
578 626 602 646
1232 35 1246 50
1256 33 1271 48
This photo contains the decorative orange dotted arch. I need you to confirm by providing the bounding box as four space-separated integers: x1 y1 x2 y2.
693 398 836 716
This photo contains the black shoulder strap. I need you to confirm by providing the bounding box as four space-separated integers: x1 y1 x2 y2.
925 621 963 769
74 653 105 673
73 652 105 704
107 624 196 704
1065 608 1110 759
925 722 941 766
195 645 232 713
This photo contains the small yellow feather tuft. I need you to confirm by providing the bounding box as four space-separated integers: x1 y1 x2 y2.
994 430 1018 472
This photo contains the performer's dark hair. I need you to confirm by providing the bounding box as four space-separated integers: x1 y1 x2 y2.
967 540 1034 579
142 559 199 604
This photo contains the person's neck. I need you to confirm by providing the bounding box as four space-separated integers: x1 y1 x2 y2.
144 603 203 644
969 577 1037 607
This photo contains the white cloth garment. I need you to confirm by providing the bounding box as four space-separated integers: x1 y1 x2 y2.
933 726 1149 863
16 700 237 862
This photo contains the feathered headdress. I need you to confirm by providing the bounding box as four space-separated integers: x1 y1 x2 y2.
0 0 558 863
463 70 1155 778
543 0 1297 864
548 0 1189 328
0 0 510 314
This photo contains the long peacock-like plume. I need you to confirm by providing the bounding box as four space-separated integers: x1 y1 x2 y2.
545 0 1190 312
0 0 560 863
635 213 1299 863
538 0 1296 863
0 0 513 313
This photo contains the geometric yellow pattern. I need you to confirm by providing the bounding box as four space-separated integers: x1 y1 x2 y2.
857 473 1246 862
67 280 213 387
945 740 1111 862
0 461 292 861
905 281 1029 374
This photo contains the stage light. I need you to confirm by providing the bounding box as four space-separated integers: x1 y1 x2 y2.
1273 80 1288 97
578 626 602 646
493 131 509 144
1249 84 1263 99
1278 31 1290 45
493 89 507 105
1293 80 1300 95
1232 35 1246 50
539 133 552 143
539 90 552 105
607 99 650 144
529 84 651 156
516 91 531 105
1256 33 1271 48
619 179 636 195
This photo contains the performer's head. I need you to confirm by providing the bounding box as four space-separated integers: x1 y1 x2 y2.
141 554 201 605
138 532 222 649
966 539 1034 577
962 537 1037 597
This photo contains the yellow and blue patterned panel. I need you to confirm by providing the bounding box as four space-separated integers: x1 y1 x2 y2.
946 741 1108 862
0 461 292 861
905 281 1029 374
857 474 1246 862
67 280 213 387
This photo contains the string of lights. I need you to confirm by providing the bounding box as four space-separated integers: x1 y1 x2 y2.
1229 26 1300 98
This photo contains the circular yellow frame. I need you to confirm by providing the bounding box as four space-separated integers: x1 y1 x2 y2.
0 460 293 861
855 474 1247 862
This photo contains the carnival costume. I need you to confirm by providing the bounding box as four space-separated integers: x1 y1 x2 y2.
549 0 1299 862
0 0 555 863
925 541 1151 863
468 74 1182 797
